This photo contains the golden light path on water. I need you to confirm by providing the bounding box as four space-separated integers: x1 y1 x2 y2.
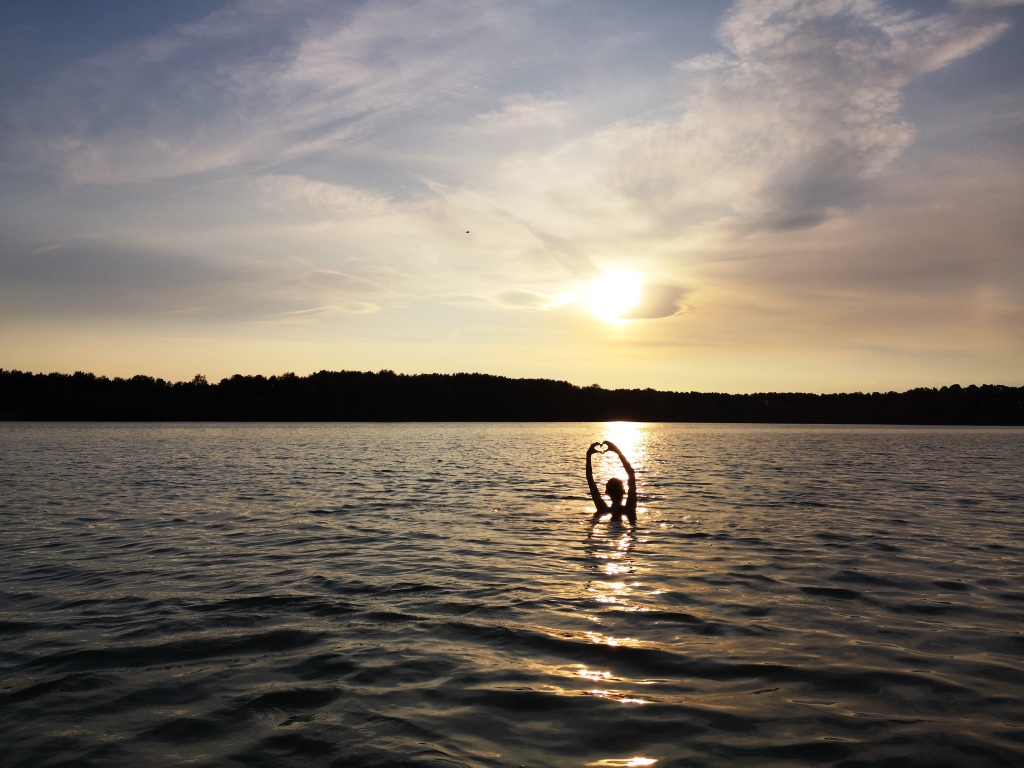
529 421 659 766
585 420 652 647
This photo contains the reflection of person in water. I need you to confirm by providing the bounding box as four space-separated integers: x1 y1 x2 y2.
586 440 637 526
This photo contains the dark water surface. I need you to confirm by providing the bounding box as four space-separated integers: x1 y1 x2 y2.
1 423 1022 767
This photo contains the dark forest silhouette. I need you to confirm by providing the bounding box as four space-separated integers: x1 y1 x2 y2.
0 368 1021 424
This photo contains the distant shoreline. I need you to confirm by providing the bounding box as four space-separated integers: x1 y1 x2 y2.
2 368 1021 425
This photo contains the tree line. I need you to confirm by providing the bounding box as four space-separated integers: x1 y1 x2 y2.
0 368 1021 424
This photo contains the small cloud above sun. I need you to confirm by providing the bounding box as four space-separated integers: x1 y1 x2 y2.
585 269 642 323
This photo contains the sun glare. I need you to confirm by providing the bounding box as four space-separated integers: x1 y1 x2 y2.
585 270 642 322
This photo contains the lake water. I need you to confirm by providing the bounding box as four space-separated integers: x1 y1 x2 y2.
1 422 1022 768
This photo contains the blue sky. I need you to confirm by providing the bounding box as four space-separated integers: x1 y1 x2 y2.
2 0 1022 392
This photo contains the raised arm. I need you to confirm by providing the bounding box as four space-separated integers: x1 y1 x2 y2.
586 442 608 513
604 441 637 523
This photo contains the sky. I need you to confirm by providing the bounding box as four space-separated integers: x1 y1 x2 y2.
1 0 1022 394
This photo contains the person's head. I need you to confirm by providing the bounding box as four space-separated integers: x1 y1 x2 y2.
605 477 625 504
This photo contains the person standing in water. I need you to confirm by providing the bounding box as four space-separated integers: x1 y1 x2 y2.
586 440 637 526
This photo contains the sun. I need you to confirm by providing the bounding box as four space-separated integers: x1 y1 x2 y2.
585 270 642 322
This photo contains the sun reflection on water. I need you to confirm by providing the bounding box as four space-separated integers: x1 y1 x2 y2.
585 527 645 611
583 629 638 648
566 433 661 763
588 421 651 530
577 667 610 680
603 421 647 464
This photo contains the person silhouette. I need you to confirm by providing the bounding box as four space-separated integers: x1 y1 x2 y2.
586 440 637 526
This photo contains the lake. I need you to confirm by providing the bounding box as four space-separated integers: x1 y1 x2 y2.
1 422 1022 767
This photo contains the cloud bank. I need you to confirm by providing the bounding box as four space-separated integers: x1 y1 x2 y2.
599 0 1014 232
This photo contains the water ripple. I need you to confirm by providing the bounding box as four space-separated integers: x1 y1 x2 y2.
1 422 1022 767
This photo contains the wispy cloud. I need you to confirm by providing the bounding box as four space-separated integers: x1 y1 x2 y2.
254 175 392 217
8 0 515 184
493 289 574 311
624 284 689 320
953 0 1024 9
469 95 569 133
